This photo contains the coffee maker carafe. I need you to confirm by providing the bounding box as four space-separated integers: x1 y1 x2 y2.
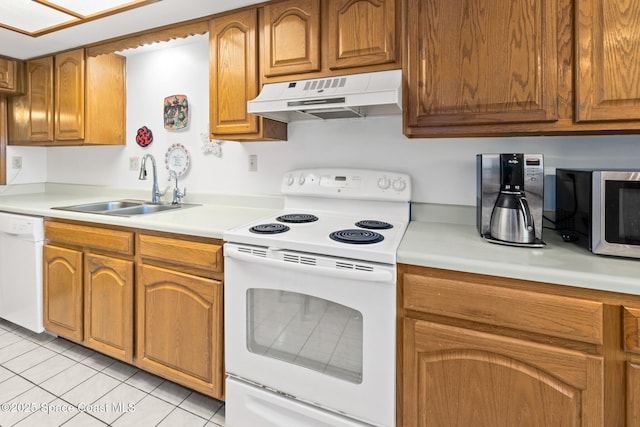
477 153 545 247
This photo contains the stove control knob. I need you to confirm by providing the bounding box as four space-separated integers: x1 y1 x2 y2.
298 174 306 185
392 178 407 192
286 174 294 186
378 176 391 189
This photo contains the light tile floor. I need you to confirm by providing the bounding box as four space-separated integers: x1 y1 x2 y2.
0 319 225 427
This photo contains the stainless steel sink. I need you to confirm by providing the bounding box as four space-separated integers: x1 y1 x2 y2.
52 199 197 216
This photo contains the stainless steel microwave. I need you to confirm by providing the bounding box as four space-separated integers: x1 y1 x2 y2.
556 169 640 258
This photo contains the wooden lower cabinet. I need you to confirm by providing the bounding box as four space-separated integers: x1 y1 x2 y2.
136 264 224 399
84 253 134 362
397 265 640 427
628 363 640 426
403 318 603 426
43 244 84 342
43 220 225 399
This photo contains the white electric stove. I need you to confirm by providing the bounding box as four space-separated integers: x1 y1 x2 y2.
223 168 411 427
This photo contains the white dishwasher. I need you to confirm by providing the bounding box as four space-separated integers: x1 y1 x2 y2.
0 212 45 333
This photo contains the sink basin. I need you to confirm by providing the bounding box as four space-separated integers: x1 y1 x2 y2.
106 203 183 216
53 200 197 216
54 200 145 213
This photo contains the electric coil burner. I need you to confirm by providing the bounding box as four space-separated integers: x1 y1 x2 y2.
249 223 290 234
329 229 385 244
355 220 393 230
276 213 319 223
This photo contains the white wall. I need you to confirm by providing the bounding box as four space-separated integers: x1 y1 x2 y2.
7 34 640 207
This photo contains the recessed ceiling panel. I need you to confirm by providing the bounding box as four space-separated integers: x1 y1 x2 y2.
49 0 149 17
0 0 77 33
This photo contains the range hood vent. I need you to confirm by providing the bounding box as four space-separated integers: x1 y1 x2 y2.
247 69 402 122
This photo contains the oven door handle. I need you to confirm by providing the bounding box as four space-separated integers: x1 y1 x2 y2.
225 248 394 282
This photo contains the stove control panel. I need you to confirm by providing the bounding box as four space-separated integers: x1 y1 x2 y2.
282 168 411 201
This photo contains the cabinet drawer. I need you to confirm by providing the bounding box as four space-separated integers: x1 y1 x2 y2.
624 307 640 354
45 221 134 255
139 234 223 273
403 272 604 344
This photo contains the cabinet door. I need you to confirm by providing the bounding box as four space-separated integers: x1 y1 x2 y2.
136 264 224 399
403 319 603 427
628 362 640 426
209 9 260 136
43 244 83 342
84 253 134 363
0 58 22 94
405 0 558 129
263 0 321 77
8 57 54 143
209 9 287 141
55 49 85 141
575 0 640 121
328 0 397 70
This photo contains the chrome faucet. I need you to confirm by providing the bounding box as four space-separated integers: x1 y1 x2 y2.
169 171 187 205
138 154 167 204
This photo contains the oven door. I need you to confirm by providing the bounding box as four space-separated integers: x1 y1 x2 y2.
224 243 396 427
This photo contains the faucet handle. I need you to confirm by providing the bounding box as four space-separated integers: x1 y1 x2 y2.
173 186 187 205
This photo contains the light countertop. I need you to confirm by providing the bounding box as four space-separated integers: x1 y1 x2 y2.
399 204 640 295
0 183 282 239
1 185 637 295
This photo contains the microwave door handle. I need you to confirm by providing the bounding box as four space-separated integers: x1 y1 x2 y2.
225 248 393 282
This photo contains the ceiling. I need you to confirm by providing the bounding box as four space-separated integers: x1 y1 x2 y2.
0 0 264 60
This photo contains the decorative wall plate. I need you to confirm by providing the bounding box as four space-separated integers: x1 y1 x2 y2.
164 94 188 130
165 143 190 177
136 126 153 147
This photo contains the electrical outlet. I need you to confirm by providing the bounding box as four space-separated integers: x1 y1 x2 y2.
11 156 22 169
249 154 258 172
129 156 139 171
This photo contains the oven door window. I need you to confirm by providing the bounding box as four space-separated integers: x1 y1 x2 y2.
246 289 363 384
604 180 640 244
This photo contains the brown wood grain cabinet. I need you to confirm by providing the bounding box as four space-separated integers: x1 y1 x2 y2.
43 244 84 342
397 265 640 427
136 264 224 399
263 0 321 77
84 253 134 363
0 57 24 95
624 307 640 426
43 221 135 362
404 0 559 136
575 0 640 122
43 220 225 400
262 0 400 83
209 9 287 141
328 0 398 70
404 0 640 137
8 49 125 146
136 233 224 399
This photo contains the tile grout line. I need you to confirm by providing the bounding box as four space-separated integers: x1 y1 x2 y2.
1 322 226 426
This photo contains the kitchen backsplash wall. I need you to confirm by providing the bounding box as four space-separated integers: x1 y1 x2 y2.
6 34 640 207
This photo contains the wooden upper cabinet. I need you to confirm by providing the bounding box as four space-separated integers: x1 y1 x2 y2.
0 57 23 94
405 0 558 132
8 49 125 146
263 0 321 77
328 0 398 70
575 0 640 122
9 57 55 143
55 50 85 141
209 9 287 141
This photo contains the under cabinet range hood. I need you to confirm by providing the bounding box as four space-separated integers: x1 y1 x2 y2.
247 69 402 122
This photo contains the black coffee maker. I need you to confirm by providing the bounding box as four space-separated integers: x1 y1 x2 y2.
477 153 545 247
